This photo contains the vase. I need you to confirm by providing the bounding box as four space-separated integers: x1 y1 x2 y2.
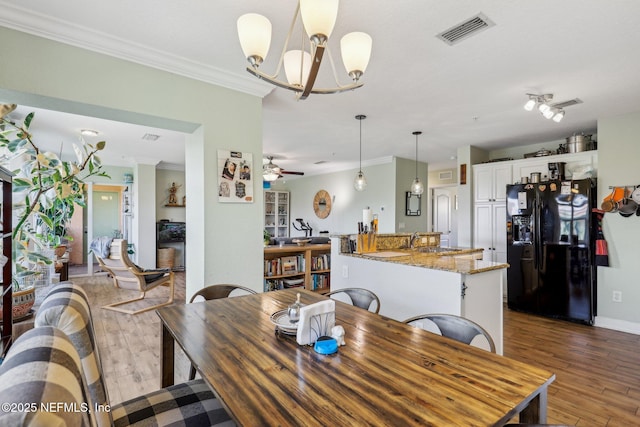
0 286 36 322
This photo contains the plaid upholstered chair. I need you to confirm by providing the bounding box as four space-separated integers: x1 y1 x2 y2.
34 283 234 427
94 239 175 315
0 327 94 426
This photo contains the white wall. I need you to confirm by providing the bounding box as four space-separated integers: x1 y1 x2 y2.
0 27 264 298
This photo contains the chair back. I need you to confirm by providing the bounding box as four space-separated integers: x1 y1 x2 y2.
325 288 380 314
94 239 142 289
0 327 95 427
404 313 496 353
190 284 257 303
35 283 112 427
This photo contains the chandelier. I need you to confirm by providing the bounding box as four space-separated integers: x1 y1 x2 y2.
237 0 372 100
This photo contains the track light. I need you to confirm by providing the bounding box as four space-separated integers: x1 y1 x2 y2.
523 98 536 111
552 109 565 123
523 93 566 124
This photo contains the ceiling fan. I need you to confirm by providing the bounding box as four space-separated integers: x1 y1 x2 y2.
263 156 304 181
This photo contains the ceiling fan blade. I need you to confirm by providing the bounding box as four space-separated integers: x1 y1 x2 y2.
280 170 304 176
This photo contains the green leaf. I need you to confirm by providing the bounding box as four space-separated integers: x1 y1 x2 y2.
23 112 34 129
96 140 106 150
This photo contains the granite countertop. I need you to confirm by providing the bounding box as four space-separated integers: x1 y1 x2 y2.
341 248 509 275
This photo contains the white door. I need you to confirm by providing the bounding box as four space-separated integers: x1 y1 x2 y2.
433 187 457 247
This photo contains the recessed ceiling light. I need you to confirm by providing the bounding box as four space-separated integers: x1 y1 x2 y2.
81 129 99 136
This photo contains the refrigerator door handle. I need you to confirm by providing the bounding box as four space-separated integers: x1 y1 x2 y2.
534 197 541 269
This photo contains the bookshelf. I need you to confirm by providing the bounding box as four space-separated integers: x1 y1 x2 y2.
264 243 331 294
1 166 13 359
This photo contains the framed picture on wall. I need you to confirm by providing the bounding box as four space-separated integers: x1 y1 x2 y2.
218 149 254 203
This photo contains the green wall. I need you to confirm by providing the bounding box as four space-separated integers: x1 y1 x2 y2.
0 27 264 298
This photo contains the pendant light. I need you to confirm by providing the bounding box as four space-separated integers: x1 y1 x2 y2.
410 131 424 195
354 114 367 191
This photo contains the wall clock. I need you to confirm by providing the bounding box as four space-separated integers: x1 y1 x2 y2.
313 190 332 219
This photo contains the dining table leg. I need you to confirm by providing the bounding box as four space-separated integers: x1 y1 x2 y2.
519 388 548 423
160 322 175 388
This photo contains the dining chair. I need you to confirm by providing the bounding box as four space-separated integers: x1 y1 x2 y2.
188 284 257 380
325 287 381 314
403 313 496 353
189 283 257 303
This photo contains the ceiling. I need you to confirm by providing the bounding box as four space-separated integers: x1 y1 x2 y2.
2 0 640 177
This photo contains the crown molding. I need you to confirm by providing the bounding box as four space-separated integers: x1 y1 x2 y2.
0 2 273 98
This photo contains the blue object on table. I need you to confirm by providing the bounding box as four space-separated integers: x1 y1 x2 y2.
314 336 338 355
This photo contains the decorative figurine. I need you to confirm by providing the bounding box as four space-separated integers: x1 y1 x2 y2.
168 182 182 205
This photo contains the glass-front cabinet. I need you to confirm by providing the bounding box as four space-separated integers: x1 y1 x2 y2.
265 190 289 238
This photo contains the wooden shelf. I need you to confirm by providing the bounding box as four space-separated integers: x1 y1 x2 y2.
264 243 331 292
165 204 185 208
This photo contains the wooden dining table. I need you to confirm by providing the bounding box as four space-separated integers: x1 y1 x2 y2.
157 288 555 426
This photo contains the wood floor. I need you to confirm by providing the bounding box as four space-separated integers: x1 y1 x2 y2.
74 274 640 426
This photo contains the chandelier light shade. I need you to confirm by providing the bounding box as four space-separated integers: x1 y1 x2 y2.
237 13 272 67
284 50 312 87
341 32 373 80
410 131 424 195
237 1 372 100
300 0 339 42
523 93 565 123
354 114 367 192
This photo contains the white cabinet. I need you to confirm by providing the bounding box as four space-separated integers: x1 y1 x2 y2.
474 203 506 264
473 163 512 203
264 190 289 238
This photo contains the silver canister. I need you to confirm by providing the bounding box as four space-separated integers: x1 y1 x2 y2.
521 177 529 184
530 172 541 183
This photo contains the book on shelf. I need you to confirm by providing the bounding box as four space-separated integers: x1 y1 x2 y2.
311 273 330 291
311 254 330 271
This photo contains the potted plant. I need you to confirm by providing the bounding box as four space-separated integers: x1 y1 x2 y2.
264 229 271 246
0 103 108 318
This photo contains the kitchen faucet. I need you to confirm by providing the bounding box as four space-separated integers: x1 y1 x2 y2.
410 232 420 249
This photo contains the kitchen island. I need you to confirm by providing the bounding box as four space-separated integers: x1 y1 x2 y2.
330 235 509 354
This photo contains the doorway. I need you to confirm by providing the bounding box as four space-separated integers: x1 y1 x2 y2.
69 183 126 277
432 186 458 247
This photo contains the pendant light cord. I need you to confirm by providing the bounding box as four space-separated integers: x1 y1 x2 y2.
356 115 366 172
359 118 363 171
415 134 418 177
413 131 422 178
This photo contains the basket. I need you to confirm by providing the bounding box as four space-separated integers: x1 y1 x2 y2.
158 248 175 269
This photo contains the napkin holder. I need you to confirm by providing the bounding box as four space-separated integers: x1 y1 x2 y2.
296 300 336 346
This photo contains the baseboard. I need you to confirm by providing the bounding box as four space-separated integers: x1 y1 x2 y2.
595 316 640 335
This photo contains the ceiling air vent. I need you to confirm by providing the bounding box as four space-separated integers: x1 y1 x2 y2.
437 13 495 46
314 160 328 165
142 133 160 141
552 98 583 109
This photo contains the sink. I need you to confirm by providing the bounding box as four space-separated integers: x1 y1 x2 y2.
416 247 463 254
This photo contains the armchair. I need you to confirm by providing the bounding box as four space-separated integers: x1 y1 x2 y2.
94 239 174 314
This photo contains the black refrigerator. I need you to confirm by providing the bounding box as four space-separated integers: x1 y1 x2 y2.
506 178 596 325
